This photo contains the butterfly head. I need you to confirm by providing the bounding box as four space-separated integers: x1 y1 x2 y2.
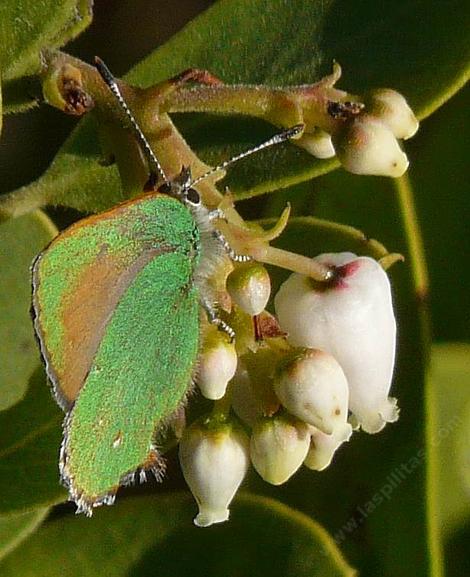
157 166 202 209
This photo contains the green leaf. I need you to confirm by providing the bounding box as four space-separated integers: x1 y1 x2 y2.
4 0 469 213
0 493 356 577
0 210 57 411
0 366 65 514
429 343 470 537
0 508 49 561
0 0 92 113
128 0 469 117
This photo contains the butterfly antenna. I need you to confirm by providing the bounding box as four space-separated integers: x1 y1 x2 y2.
190 124 304 187
94 56 168 185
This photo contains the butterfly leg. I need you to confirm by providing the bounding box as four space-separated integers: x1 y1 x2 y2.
207 208 225 221
208 206 252 262
200 296 235 342
211 228 251 263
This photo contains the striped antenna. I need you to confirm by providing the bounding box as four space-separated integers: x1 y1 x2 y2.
190 124 304 188
94 57 168 184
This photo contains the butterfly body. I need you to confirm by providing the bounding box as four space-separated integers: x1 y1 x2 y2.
32 191 221 513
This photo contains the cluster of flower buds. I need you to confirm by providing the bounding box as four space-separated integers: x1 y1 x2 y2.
300 88 419 178
179 252 398 526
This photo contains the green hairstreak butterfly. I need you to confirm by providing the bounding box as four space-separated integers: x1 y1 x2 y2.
31 58 302 514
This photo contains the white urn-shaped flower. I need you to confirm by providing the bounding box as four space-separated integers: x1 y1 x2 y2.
179 417 250 527
275 253 398 433
197 327 238 400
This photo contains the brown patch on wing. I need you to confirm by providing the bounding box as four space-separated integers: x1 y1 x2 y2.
57 245 166 404
32 193 182 407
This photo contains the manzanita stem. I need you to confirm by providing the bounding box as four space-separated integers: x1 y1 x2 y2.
142 62 355 139
37 52 337 283
260 215 396 260
252 245 334 281
394 174 430 306
0 183 48 222
216 216 334 282
211 382 234 421
394 169 438 577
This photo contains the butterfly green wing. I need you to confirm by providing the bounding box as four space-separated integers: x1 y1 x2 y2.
32 193 201 510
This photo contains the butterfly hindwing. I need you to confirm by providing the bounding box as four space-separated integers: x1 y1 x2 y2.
32 193 201 509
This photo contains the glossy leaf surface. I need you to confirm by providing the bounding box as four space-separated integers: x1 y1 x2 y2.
0 494 356 577
0 211 56 411
0 508 49 561
0 367 64 514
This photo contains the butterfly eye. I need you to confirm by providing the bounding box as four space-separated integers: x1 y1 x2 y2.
186 188 201 206
158 182 173 195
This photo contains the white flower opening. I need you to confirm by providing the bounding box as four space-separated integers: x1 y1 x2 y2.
304 425 352 471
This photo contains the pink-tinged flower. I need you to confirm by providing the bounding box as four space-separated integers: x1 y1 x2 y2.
275 253 399 433
332 116 409 177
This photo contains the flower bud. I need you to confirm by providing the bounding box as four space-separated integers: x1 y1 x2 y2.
197 326 238 400
274 349 351 435
304 424 352 471
365 89 419 139
227 263 271 316
179 418 250 527
274 253 398 434
333 116 409 177
250 414 310 485
298 129 336 159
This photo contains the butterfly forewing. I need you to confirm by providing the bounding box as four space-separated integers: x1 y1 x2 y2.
32 193 200 509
